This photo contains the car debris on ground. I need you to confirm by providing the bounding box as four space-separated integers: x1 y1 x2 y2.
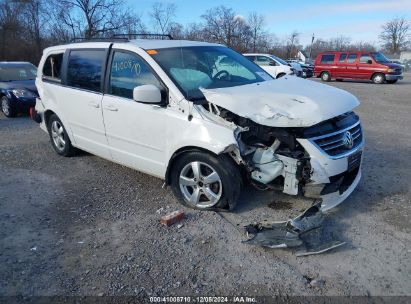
243 202 346 256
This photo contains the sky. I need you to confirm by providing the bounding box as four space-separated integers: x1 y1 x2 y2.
127 0 411 46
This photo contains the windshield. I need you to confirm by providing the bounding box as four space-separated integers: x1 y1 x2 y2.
371 52 390 64
270 55 288 65
0 63 37 81
150 46 272 100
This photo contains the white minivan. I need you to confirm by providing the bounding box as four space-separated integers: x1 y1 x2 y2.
243 53 294 78
33 39 364 211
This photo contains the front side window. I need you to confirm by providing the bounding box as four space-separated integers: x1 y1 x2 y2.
338 54 347 62
347 54 357 63
371 52 390 64
360 54 372 64
66 49 106 92
0 63 37 81
320 54 335 64
150 46 271 101
109 51 161 99
43 53 63 81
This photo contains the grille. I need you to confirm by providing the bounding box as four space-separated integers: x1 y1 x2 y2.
394 68 402 75
310 122 363 157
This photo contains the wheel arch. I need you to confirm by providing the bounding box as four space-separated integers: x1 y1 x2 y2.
164 146 245 186
370 72 384 80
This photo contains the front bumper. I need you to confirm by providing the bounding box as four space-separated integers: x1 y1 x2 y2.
297 138 364 211
14 97 36 112
385 74 403 81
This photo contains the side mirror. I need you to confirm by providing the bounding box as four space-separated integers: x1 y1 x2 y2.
133 85 162 104
367 60 372 64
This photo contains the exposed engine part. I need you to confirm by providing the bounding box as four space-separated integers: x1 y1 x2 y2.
251 139 283 184
200 103 312 195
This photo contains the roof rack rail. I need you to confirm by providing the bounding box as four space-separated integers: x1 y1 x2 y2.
111 33 174 40
70 37 129 43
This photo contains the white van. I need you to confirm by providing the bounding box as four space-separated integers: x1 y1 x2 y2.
33 39 364 211
243 53 294 78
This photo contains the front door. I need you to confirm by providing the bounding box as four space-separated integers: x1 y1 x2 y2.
255 55 278 78
357 53 374 79
101 50 167 177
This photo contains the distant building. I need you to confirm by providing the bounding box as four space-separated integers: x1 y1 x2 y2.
400 51 411 62
298 50 309 62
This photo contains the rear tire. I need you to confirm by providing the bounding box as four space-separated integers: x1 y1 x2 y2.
170 152 242 211
321 72 331 82
386 79 398 84
47 114 76 157
372 73 385 84
1 96 16 118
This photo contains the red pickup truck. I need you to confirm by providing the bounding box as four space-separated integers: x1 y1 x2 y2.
314 51 403 84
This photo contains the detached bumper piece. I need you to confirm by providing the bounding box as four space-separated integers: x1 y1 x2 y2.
243 202 345 256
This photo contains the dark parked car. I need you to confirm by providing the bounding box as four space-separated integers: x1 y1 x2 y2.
0 62 38 117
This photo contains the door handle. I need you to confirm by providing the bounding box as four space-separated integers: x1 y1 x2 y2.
104 104 118 112
88 101 100 108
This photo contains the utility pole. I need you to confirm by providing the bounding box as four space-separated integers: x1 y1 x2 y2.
309 33 315 60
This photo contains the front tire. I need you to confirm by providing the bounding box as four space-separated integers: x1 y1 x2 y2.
276 73 286 79
1 96 16 117
47 114 76 157
372 73 385 84
321 71 331 82
170 152 242 211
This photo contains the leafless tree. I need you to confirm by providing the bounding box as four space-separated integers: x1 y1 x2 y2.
149 2 177 36
379 16 410 53
201 6 252 51
56 0 144 39
286 31 299 58
248 12 265 52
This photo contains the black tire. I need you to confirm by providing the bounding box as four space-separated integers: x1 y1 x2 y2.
170 151 242 211
276 73 286 79
321 71 331 82
372 73 385 84
1 96 17 118
386 79 398 84
47 114 76 157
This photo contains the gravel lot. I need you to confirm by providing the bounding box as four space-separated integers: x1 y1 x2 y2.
1 75 410 300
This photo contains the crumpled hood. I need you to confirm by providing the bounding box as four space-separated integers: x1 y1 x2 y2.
200 77 359 127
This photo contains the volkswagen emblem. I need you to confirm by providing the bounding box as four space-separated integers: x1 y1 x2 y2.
343 131 354 149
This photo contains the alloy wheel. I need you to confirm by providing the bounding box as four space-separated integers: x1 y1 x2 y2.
1 98 10 116
51 120 66 151
179 161 222 208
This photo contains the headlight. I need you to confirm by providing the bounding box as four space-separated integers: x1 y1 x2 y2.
11 89 36 98
386 68 395 73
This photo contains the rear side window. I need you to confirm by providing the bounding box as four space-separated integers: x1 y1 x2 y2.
109 51 161 99
338 54 347 62
43 53 64 82
347 54 357 63
66 49 106 92
255 56 272 66
245 55 255 62
360 54 372 64
320 54 335 64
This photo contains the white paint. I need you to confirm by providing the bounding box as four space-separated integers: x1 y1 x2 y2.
201 76 359 128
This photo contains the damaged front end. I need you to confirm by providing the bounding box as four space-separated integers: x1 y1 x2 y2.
197 100 364 211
